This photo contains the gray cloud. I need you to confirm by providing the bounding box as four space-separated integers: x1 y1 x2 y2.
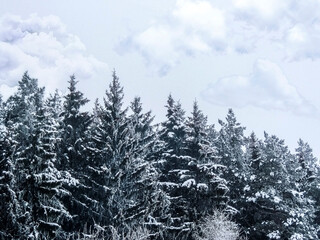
0 14 108 99
117 0 231 76
118 0 320 75
202 59 318 116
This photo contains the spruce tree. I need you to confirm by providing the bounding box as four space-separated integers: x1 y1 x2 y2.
60 75 90 171
58 75 94 233
242 132 265 238
217 109 246 216
32 96 71 239
184 101 229 222
83 98 110 230
46 90 63 121
95 70 131 229
0 97 22 238
157 94 193 239
244 133 318 239
5 72 69 238
122 97 159 232
244 133 291 239
87 71 157 236
294 139 320 237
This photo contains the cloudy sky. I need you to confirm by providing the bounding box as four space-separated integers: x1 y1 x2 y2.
0 0 320 156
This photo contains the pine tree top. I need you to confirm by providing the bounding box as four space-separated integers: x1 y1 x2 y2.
63 75 89 114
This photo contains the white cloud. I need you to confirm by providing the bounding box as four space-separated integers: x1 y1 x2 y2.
118 0 228 76
119 0 320 75
232 0 320 59
173 0 226 39
284 22 320 60
232 0 292 29
0 14 108 100
202 59 318 116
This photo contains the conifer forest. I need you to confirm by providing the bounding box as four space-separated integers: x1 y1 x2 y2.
1 71 319 240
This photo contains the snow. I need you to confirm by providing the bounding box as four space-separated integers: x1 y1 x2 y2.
255 191 269 199
182 179 196 188
273 196 281 203
247 197 256 203
267 230 281 239
39 220 60 228
167 132 174 138
285 217 296 226
241 145 247 153
62 171 79 186
290 189 303 197
197 183 208 191
145 216 162 226
159 182 178 188
289 233 303 240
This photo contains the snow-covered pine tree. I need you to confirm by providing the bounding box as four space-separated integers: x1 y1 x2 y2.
4 72 69 238
293 139 319 237
82 98 110 231
143 125 172 239
217 109 246 216
87 71 157 236
266 133 318 239
59 75 91 171
33 95 71 239
242 132 265 238
184 101 229 226
120 97 160 233
58 75 95 233
156 94 194 239
245 133 291 239
129 96 155 157
295 139 319 188
0 97 23 239
46 90 63 121
244 132 318 239
89 70 131 230
4 72 42 238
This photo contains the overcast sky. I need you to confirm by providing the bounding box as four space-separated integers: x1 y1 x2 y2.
0 0 319 156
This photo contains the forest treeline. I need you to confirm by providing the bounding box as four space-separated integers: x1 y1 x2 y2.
0 71 319 240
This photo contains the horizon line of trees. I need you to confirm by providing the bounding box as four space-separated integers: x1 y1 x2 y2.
0 71 319 240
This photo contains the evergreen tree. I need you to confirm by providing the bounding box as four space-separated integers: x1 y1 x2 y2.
242 132 265 238
0 97 23 239
58 75 94 234
5 72 69 238
184 102 229 222
217 109 246 216
60 75 91 171
32 97 71 239
129 96 155 156
244 133 318 239
295 139 319 184
120 97 160 233
295 139 320 237
46 90 63 121
245 133 291 239
87 71 157 236
93 70 131 229
157 95 193 239
1 69 319 240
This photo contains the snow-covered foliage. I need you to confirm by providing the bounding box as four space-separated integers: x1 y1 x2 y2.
0 71 319 240
193 209 242 240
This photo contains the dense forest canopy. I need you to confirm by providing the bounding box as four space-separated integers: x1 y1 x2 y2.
0 71 319 240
